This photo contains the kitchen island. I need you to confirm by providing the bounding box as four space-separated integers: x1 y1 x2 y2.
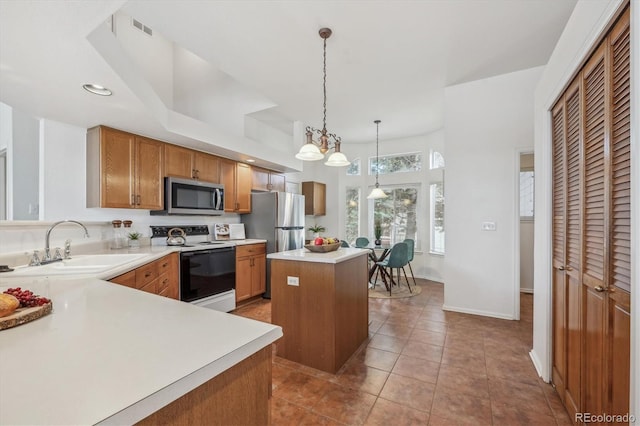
268 247 368 373
0 275 281 425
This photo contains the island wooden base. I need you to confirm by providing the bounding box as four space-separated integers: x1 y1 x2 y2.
137 346 272 425
271 254 368 373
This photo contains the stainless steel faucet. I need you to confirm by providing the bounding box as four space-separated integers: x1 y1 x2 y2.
42 220 90 263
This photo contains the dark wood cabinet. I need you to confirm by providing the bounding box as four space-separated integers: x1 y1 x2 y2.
110 253 179 300
165 144 220 183
221 160 252 213
301 181 326 216
235 243 266 302
252 167 285 192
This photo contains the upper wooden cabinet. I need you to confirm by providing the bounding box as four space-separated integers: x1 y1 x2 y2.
301 181 326 216
220 160 252 213
251 167 286 192
165 145 220 183
87 126 164 210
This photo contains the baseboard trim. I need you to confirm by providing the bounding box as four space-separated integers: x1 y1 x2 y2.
529 349 547 382
441 304 515 320
520 288 534 294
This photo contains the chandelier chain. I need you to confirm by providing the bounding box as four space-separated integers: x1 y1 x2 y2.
322 37 327 131
375 121 380 187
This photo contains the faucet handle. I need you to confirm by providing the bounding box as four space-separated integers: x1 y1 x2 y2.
29 250 41 266
53 247 63 260
64 239 72 259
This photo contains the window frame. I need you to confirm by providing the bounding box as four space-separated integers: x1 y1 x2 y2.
429 181 445 255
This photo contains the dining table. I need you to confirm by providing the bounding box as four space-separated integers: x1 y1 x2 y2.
360 243 393 290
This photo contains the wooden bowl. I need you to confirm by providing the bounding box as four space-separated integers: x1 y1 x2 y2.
304 242 341 253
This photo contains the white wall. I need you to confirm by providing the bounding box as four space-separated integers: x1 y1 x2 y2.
443 66 543 320
520 221 534 292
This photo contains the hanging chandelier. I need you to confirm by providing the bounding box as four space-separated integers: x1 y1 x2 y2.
367 120 388 199
295 28 350 167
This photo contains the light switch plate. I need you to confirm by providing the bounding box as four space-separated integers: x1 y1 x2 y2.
481 221 497 231
287 276 299 286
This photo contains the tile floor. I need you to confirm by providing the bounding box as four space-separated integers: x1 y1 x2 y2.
232 279 572 425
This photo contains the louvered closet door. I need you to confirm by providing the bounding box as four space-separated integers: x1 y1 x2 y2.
551 101 568 403
563 78 583 418
607 9 630 418
581 40 608 419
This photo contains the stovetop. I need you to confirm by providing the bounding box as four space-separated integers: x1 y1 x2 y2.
150 225 235 250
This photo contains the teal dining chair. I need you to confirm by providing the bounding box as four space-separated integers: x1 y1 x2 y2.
340 240 350 248
355 237 369 248
402 238 417 286
376 242 411 296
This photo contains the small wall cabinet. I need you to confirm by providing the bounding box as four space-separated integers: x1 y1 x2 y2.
165 145 220 183
87 126 164 210
221 160 252 213
252 167 286 192
235 243 266 302
302 181 326 216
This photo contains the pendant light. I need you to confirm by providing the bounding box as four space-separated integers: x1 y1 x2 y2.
295 28 350 167
367 120 387 199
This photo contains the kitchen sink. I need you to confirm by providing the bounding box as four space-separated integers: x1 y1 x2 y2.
5 253 148 277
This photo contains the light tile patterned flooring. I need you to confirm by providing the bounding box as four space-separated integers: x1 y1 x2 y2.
232 279 571 425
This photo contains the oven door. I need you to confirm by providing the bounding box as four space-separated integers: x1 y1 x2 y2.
180 247 236 302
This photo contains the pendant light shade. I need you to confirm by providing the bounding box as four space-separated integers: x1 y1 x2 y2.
295 28 350 167
367 120 388 199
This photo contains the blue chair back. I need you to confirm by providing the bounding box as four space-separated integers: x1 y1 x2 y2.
340 240 350 248
386 242 409 268
355 237 369 248
403 239 415 261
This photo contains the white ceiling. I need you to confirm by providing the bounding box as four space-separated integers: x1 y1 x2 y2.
0 0 577 165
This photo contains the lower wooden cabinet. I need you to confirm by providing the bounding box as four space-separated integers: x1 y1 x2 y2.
235 243 266 302
110 253 179 300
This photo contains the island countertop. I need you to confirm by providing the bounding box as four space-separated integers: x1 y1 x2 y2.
267 247 368 264
0 276 282 425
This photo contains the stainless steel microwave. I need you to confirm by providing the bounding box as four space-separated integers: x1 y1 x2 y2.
151 177 224 216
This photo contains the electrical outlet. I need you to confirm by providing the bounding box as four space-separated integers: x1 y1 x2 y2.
287 276 299 286
481 221 497 231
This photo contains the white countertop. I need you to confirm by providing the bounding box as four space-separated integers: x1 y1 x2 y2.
267 247 368 264
0 239 281 425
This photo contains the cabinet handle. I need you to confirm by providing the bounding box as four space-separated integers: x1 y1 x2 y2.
594 285 607 293
131 195 135 206
557 266 565 271
136 195 141 205
162 279 169 285
161 262 168 269
145 272 152 278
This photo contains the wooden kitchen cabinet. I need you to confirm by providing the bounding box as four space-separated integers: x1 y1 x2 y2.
302 181 326 216
110 253 179 300
251 167 286 192
235 243 266 302
87 126 164 210
220 159 252 213
165 145 220 183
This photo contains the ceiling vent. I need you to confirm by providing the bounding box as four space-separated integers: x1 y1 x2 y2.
132 18 153 36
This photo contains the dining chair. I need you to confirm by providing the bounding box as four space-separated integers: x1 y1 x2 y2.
402 238 417 286
340 240 350 248
354 237 369 248
376 242 411 296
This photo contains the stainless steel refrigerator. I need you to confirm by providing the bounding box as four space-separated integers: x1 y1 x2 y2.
241 191 305 298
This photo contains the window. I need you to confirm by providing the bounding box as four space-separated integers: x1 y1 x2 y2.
369 152 422 175
344 187 360 244
346 158 361 176
520 171 534 219
430 182 445 254
430 150 445 169
369 185 419 248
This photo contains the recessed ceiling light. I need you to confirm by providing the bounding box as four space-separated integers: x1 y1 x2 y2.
246 159 255 163
82 84 112 96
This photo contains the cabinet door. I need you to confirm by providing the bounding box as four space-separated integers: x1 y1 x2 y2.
165 144 195 179
251 254 266 296
194 153 220 183
270 173 286 192
157 253 179 299
236 257 252 301
110 270 136 288
252 167 270 192
220 159 237 212
135 137 164 210
100 128 135 208
236 163 252 213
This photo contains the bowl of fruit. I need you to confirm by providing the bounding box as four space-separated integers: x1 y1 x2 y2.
304 237 341 253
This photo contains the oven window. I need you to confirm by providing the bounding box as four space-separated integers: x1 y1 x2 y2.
173 184 217 209
180 248 236 302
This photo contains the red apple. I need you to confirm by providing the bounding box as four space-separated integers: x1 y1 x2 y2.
314 237 324 245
